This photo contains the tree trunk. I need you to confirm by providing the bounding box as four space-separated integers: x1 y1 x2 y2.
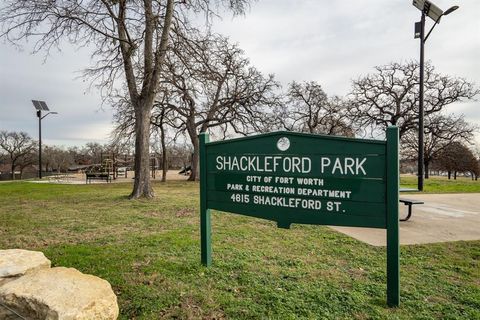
117 0 174 198
424 162 430 179
151 157 156 179
161 155 167 182
448 171 451 179
130 103 154 198
189 135 199 181
454 171 457 180
113 154 117 180
11 162 15 180
160 120 167 183
186 122 199 181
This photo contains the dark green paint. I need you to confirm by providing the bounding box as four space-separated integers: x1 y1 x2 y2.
199 129 400 307
209 173 386 202
386 127 400 307
199 133 211 267
204 131 387 228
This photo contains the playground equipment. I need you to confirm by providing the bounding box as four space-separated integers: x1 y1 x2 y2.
85 160 113 183
84 151 189 182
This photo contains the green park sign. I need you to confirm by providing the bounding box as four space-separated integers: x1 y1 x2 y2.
199 127 400 307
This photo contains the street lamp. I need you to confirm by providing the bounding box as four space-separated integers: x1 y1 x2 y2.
32 100 58 179
412 0 458 191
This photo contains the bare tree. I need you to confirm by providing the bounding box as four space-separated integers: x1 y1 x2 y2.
0 0 249 198
436 142 478 180
17 150 38 179
151 106 174 182
281 81 354 136
0 131 36 180
348 61 479 138
152 31 279 180
67 146 88 166
112 91 175 182
84 142 105 165
44 146 70 172
467 157 480 180
402 113 477 178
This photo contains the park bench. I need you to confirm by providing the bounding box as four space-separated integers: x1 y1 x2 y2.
85 172 112 184
399 198 424 221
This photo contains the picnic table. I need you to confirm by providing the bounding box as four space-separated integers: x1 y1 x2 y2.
399 198 424 221
398 188 423 221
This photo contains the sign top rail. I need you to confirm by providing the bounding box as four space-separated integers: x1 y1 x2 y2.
204 131 387 146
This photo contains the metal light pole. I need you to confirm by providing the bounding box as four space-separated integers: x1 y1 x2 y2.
32 100 57 179
413 1 458 191
38 109 42 179
418 10 426 191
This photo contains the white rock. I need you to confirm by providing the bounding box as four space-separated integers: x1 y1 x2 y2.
0 267 119 320
0 249 51 286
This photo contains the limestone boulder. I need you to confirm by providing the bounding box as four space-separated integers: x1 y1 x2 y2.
0 267 119 320
0 249 51 286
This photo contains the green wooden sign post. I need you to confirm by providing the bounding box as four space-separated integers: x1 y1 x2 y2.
199 127 399 307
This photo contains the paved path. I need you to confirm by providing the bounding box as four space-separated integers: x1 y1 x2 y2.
330 193 480 246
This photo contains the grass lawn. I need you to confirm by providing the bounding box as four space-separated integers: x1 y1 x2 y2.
400 175 480 193
0 181 479 319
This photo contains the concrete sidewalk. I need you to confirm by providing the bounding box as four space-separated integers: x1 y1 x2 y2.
330 193 480 246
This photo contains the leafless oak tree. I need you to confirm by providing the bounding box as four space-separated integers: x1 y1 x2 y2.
43 146 75 173
435 141 478 180
0 0 249 198
401 113 478 178
0 131 36 180
111 86 176 182
151 106 175 182
152 31 279 180
280 81 354 137
348 61 479 138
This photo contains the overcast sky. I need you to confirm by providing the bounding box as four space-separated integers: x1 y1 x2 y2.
1 0 479 147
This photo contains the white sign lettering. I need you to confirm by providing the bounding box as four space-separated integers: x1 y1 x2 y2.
320 157 367 175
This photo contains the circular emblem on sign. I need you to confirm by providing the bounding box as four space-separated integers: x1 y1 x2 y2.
277 137 290 151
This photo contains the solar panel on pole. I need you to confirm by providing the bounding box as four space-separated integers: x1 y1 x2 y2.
39 101 50 111
412 0 443 22
32 100 42 111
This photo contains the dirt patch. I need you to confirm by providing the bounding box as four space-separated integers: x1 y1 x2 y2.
176 208 195 218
